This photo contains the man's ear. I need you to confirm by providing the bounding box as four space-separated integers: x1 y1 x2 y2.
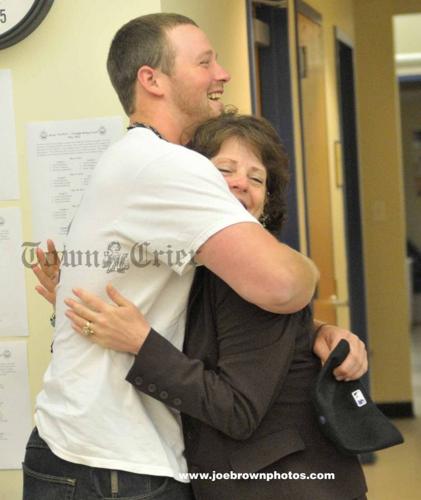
136 66 165 97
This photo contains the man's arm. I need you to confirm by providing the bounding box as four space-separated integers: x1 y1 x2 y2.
63 285 368 382
196 222 319 314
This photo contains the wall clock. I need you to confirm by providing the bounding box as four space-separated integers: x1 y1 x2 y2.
0 0 54 49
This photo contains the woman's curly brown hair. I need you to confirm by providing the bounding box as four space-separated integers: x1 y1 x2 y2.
188 111 290 233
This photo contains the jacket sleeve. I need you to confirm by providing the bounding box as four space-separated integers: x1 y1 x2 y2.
126 278 310 440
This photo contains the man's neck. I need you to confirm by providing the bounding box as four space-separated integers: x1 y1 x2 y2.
129 112 188 145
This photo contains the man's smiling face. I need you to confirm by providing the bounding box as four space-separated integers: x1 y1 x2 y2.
164 24 231 128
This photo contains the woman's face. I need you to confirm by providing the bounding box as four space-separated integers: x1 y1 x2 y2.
211 137 267 219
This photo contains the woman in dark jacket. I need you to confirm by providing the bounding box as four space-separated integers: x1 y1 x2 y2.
62 113 367 499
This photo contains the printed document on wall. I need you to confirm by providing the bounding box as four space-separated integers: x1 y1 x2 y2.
0 341 32 469
0 208 28 337
27 116 124 247
0 69 20 200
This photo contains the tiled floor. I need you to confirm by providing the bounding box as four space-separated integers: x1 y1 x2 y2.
362 325 421 499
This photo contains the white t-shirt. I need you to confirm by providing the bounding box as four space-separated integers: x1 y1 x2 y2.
35 128 258 481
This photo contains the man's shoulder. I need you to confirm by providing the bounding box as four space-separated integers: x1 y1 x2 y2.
108 129 213 172
148 138 213 170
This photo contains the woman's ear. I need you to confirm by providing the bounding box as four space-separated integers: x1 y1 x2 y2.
260 191 271 227
136 66 165 97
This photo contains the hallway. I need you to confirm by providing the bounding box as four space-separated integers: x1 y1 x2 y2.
363 325 421 499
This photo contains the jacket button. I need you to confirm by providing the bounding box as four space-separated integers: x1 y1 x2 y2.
134 377 143 386
173 398 182 406
148 383 157 393
160 391 168 400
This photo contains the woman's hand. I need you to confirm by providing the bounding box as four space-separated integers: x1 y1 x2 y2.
64 284 151 355
32 239 60 307
313 323 368 381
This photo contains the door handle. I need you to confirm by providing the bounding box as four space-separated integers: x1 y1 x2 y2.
329 294 349 307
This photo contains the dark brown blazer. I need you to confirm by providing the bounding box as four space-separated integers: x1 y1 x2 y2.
127 268 367 500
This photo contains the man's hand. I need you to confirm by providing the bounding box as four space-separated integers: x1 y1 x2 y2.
32 239 60 307
313 322 368 381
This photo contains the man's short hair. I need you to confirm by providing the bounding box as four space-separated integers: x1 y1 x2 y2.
107 13 198 116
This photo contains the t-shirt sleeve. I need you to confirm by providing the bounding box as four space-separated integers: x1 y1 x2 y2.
115 147 259 275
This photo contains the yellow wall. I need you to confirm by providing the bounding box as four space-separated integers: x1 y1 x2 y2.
0 1 251 498
353 0 421 403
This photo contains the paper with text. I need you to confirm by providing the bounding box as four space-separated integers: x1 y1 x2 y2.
27 116 124 247
0 69 20 200
0 341 32 469
0 207 28 337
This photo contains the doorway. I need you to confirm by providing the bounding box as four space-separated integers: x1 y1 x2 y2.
247 0 301 250
297 9 337 324
248 1 355 325
335 32 368 347
394 12 421 416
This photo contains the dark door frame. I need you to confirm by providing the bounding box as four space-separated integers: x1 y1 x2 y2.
334 28 369 350
246 0 303 250
247 3 369 346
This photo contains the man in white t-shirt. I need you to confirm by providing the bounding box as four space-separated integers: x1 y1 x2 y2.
24 13 367 500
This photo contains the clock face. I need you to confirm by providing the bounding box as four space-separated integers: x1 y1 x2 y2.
0 0 53 49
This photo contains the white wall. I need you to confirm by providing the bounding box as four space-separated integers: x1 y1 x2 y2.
394 13 421 53
394 14 421 76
